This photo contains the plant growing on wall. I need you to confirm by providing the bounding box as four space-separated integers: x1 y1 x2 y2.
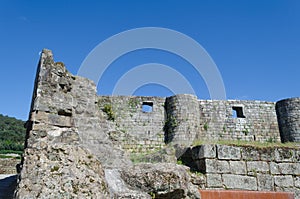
128 98 139 111
163 115 178 143
203 123 209 131
102 104 115 121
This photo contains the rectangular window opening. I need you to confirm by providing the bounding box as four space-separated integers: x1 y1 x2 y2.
232 106 245 118
142 102 153 113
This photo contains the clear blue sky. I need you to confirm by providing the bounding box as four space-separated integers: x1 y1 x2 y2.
0 0 299 120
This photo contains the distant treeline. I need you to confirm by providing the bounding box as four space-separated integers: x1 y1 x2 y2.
0 114 26 154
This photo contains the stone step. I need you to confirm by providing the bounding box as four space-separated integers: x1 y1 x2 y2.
0 174 17 199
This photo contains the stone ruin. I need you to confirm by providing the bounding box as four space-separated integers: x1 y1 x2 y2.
14 49 300 198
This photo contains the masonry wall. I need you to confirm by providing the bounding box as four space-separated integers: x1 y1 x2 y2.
189 144 300 198
276 97 300 142
165 94 201 145
97 96 166 153
95 96 283 153
197 100 280 142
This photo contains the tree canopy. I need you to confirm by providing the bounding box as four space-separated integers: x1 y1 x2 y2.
0 114 26 153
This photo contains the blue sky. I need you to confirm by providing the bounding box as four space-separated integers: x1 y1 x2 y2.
0 0 299 120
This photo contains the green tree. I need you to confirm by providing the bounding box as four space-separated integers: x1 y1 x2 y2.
0 114 26 154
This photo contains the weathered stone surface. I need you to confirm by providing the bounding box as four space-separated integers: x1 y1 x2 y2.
15 49 300 198
105 169 151 198
241 147 260 161
206 174 222 188
189 173 206 189
247 161 269 174
0 158 20 174
260 148 276 161
274 175 294 187
270 162 300 175
192 145 216 159
275 148 295 162
204 159 230 174
15 143 109 198
121 163 200 199
278 163 300 175
270 162 280 175
294 176 300 188
257 174 274 191
276 97 300 142
198 99 281 142
229 161 246 175
223 174 257 190
217 145 241 160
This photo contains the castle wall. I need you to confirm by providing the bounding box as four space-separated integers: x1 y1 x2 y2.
197 100 280 142
188 144 300 198
17 49 300 198
164 94 201 145
276 97 300 142
97 96 166 153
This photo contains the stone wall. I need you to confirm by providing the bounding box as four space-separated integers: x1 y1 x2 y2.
97 96 166 153
197 100 280 142
0 158 20 174
276 97 300 142
15 49 113 198
187 144 300 198
165 94 201 146
96 97 283 152
16 49 300 198
16 49 202 198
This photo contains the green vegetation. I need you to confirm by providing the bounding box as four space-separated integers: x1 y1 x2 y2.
163 116 178 135
102 104 115 121
266 137 276 143
176 159 183 165
203 123 209 131
242 129 249 136
51 165 60 172
0 114 26 154
128 98 139 110
149 192 156 199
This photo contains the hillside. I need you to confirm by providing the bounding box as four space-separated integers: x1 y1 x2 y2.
0 114 26 154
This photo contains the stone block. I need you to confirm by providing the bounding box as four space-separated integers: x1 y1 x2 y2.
295 149 300 162
192 145 216 159
270 162 300 175
278 163 300 175
229 161 246 175
294 176 300 188
32 111 73 127
206 174 222 188
270 162 280 175
257 174 274 191
205 159 230 174
247 161 269 174
260 148 275 161
222 174 257 190
217 145 241 160
241 147 260 161
275 148 295 162
274 175 293 187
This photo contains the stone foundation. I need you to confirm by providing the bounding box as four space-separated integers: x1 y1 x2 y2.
183 144 300 198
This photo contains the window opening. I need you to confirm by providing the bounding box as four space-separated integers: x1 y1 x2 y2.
142 102 153 113
232 106 245 118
